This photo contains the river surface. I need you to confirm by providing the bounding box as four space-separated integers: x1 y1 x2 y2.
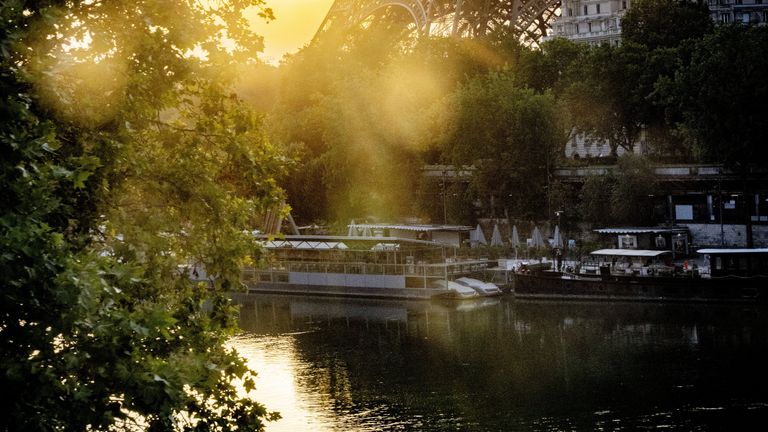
231 294 768 431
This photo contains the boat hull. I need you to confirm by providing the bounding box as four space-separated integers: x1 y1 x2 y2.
247 281 456 300
513 272 767 303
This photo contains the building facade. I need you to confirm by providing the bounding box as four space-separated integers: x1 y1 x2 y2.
548 0 768 46
709 0 768 25
546 0 632 45
553 164 768 247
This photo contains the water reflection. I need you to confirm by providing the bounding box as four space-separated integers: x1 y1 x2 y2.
232 294 768 431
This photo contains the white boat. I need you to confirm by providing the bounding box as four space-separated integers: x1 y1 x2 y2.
430 279 481 299
243 234 491 300
455 277 502 296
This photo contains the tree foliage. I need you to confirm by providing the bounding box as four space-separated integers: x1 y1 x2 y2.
622 0 713 50
437 73 564 220
661 24 768 171
577 156 656 226
2 1 286 430
268 2 765 229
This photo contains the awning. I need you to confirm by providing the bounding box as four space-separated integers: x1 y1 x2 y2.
350 223 472 232
594 227 688 235
697 248 768 255
590 249 672 257
262 240 349 250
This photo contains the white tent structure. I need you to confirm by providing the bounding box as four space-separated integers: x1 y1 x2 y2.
362 225 372 237
347 219 357 236
530 226 545 248
510 225 521 258
471 224 487 246
490 224 503 247
552 225 563 249
510 225 520 248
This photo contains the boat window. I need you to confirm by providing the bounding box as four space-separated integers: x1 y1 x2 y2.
276 273 289 283
259 273 272 282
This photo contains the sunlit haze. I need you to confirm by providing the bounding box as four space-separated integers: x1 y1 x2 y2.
248 0 335 64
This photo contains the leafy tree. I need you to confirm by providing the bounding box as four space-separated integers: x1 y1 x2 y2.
622 0 714 50
577 156 656 226
663 25 768 171
560 44 650 157
2 1 286 430
609 155 657 225
578 175 614 227
437 72 564 220
272 36 487 223
518 38 587 93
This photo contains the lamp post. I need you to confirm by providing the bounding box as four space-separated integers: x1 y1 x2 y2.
441 170 448 225
718 175 724 247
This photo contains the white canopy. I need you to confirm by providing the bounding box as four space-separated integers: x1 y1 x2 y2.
552 225 563 249
472 224 487 246
590 249 671 257
490 224 503 247
510 225 520 248
530 226 545 248
697 248 768 254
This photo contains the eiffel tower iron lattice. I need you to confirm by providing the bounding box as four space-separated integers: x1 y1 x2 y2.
314 0 562 47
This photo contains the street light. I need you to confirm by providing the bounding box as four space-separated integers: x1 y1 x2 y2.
441 170 448 225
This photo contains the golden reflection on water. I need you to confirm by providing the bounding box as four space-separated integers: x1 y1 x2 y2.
230 334 341 432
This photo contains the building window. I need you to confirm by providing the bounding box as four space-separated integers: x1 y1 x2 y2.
584 5 588 15
568 8 573 17
622 0 627 9
721 13 731 23
588 22 592 32
619 235 638 249
576 23 580 33
675 205 694 221
743 13 750 23
597 3 601 13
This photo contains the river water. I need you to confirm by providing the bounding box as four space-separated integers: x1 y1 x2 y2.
231 294 768 431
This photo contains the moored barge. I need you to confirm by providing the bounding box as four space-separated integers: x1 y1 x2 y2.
242 235 494 300
514 248 768 303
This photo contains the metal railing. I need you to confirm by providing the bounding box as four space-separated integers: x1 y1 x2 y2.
243 259 490 279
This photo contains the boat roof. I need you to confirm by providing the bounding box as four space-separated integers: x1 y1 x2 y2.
261 240 350 250
349 223 473 232
590 249 672 257
697 248 768 255
255 234 449 247
594 227 689 235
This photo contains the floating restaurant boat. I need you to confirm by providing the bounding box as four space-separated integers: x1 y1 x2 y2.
513 248 768 303
242 234 493 300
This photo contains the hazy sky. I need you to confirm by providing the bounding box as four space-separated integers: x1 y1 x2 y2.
248 0 336 64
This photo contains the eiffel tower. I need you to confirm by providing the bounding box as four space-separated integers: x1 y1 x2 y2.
315 0 562 47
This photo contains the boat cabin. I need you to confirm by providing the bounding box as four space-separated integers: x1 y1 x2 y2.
347 223 472 248
697 248 768 277
249 235 490 293
594 227 691 258
586 249 673 276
